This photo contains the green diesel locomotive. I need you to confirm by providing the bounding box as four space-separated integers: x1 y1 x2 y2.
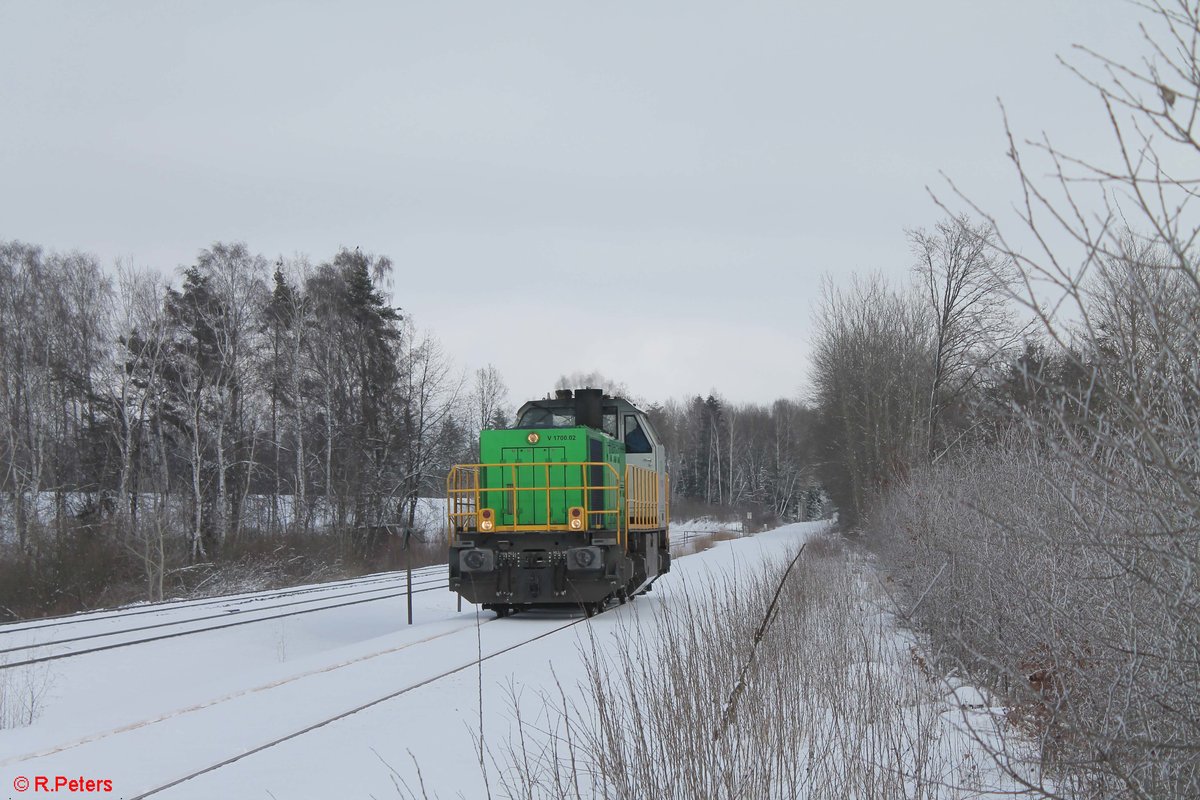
447 388 670 617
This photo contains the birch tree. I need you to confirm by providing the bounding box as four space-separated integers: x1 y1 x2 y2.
111 264 172 598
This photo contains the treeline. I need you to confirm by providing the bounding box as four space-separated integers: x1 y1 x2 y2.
649 396 823 522
0 237 823 613
550 372 826 524
811 4 1199 797
0 241 507 607
807 216 1026 523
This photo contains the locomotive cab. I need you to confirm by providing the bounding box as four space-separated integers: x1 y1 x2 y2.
515 388 666 474
447 388 670 617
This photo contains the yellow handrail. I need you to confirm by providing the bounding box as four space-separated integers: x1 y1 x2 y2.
625 463 666 530
447 461 626 548
447 461 670 550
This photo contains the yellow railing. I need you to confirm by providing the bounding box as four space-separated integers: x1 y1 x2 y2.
625 464 669 531
447 461 671 549
447 462 625 547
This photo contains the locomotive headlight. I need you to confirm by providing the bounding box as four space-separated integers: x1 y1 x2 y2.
461 548 494 572
568 506 584 531
479 508 495 532
527 432 540 444
567 547 601 571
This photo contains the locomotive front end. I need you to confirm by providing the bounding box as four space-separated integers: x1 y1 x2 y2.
447 389 670 617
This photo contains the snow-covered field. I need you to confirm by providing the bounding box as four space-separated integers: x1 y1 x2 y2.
1 522 1017 799
0 494 453 543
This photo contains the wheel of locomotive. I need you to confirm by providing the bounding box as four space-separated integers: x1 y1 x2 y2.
494 605 511 618
617 588 629 605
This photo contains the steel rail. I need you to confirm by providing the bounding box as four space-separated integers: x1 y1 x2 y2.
2 580 451 670
0 573 448 657
0 564 447 634
128 614 587 799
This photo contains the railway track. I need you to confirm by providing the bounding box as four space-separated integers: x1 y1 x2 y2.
6 533 716 796
670 529 716 549
0 611 511 770
0 564 447 634
1 571 451 669
2 532 708 670
126 613 587 799
3 527 703 639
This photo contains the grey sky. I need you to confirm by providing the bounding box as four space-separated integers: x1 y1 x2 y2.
0 1 1141 406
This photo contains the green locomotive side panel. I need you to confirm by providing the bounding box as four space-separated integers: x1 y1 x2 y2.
478 427 625 530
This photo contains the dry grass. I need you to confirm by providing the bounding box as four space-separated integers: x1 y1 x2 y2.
477 533 1021 800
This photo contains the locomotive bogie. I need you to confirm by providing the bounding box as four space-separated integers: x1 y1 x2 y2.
450 533 628 606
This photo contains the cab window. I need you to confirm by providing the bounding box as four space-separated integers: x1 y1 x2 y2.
517 407 575 428
602 408 618 438
624 415 652 453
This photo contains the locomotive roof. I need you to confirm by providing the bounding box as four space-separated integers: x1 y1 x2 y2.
516 392 647 418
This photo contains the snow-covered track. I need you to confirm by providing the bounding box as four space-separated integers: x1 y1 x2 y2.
1 614 500 770
0 564 447 633
126 615 586 799
1 575 451 669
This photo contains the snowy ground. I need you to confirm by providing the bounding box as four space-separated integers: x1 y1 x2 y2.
0 494 453 544
0 522 1016 799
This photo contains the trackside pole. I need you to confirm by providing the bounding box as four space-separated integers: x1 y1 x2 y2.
404 527 413 625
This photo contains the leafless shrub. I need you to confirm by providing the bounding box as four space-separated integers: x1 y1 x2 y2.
874 424 1199 797
884 2 1200 796
0 656 54 729
487 537 1018 799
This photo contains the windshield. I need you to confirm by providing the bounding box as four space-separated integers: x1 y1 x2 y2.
517 406 576 428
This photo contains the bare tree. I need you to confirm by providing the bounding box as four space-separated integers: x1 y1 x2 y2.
111 263 173 599
810 274 931 522
0 244 111 549
194 243 269 548
912 2 1200 794
395 324 463 529
160 244 268 559
470 364 509 433
908 215 1024 458
0 243 52 549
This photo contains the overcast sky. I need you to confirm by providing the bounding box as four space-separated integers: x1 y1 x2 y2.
0 1 1143 407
